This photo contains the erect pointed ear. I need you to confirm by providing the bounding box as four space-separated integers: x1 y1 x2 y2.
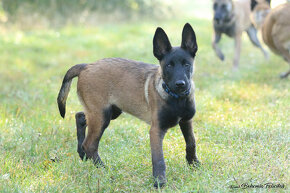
181 23 198 57
153 27 172 61
251 0 258 11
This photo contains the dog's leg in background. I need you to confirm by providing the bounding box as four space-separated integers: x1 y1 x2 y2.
179 120 200 166
75 112 86 160
273 42 290 78
212 32 225 61
280 68 290 78
246 25 269 59
233 33 242 69
150 125 167 188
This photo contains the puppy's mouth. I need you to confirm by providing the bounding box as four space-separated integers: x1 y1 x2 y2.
162 82 191 98
176 87 191 96
173 84 191 97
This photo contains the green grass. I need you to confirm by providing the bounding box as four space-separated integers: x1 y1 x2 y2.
0 16 289 192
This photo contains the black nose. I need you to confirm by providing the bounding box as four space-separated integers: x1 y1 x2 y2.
214 14 222 21
175 80 185 87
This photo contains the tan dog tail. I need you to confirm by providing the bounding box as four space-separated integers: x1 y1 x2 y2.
57 64 87 118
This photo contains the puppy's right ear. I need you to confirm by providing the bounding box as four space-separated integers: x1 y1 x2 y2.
153 27 172 61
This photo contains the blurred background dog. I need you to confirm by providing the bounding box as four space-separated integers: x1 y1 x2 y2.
251 0 290 78
212 0 268 69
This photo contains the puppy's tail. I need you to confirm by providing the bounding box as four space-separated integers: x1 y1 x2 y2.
57 64 87 118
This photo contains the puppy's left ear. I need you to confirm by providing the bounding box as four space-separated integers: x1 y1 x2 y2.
181 23 198 57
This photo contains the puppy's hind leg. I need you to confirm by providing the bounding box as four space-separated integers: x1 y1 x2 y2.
82 106 113 167
247 25 269 59
75 112 86 160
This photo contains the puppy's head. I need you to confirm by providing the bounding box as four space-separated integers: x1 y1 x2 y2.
213 0 234 25
250 0 271 29
153 23 197 97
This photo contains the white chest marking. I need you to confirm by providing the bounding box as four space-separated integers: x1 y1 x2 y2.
144 73 153 105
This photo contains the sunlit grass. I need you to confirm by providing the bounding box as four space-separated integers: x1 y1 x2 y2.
0 16 289 192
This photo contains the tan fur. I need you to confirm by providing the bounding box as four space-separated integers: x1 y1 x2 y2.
250 0 271 29
234 0 253 32
77 58 195 122
75 57 195 153
261 3 290 78
78 58 155 123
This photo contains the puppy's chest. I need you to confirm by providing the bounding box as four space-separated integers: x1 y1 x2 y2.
158 99 195 129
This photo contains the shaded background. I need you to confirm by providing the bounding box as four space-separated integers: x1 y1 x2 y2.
0 0 286 28
0 0 213 28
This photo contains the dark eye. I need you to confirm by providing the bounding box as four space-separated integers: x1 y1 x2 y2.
166 62 173 68
213 3 217 10
221 4 226 9
182 60 191 67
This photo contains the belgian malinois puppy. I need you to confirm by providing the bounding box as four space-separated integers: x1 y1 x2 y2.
212 0 268 69
251 1 290 78
57 23 199 188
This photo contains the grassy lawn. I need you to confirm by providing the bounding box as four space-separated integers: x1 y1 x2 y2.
0 15 289 192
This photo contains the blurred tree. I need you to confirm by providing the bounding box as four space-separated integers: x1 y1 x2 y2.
1 0 170 26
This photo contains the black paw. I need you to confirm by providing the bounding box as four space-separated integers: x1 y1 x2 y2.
77 146 86 160
153 177 167 189
93 155 106 168
188 159 201 168
192 159 201 167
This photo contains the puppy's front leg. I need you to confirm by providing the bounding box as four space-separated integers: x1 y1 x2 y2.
212 31 225 61
233 33 242 69
179 119 199 166
149 125 167 188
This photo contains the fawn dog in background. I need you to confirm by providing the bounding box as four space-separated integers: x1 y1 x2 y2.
57 23 199 188
212 0 268 69
250 0 271 29
251 0 290 78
